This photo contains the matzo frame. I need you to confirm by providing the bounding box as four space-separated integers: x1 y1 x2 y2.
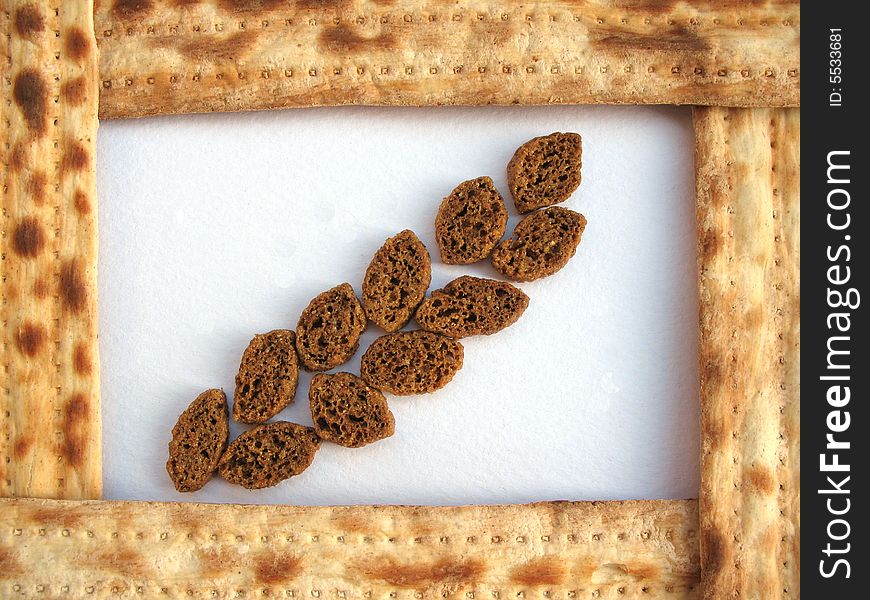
1 2 799 599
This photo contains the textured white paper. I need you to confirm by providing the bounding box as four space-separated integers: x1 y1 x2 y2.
97 105 699 506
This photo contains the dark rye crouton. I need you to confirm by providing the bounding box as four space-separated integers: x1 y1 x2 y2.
360 330 464 396
233 329 299 423
415 276 529 338
508 132 582 213
309 373 395 448
217 422 321 490
362 230 431 332
435 177 508 264
490 207 587 282
166 389 229 493
295 283 367 371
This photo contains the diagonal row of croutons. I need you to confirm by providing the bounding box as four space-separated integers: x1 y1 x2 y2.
166 133 587 492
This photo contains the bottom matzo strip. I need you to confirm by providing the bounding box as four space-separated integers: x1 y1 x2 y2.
0 497 699 599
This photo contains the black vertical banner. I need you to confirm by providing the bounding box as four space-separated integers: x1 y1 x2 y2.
803 3 867 596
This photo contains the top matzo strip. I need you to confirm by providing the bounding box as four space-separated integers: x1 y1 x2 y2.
94 0 799 119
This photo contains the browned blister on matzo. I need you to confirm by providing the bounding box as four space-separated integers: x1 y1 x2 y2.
508 133 582 213
491 207 587 282
233 329 298 424
362 230 431 332
295 283 367 371
360 331 463 396
166 389 230 493
435 177 508 264
415 276 529 338
310 373 395 448
218 422 320 490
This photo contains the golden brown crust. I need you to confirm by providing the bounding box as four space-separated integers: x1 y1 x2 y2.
694 107 799 600
0 496 701 597
94 1 799 119
1 0 101 499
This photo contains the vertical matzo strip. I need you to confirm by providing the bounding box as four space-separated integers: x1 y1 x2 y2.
94 0 799 119
694 107 799 599
1 0 101 499
0 497 700 599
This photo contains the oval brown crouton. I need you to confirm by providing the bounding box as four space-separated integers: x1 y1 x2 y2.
166 388 229 493
415 276 529 338
508 132 582 213
295 283 367 371
360 330 464 396
310 373 395 448
491 207 587 282
233 329 299 424
362 230 431 332
435 177 508 264
218 422 321 490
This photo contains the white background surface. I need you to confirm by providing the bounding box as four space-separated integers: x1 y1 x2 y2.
97 105 699 506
